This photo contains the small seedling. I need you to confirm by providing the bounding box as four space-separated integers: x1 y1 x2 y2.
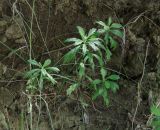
25 59 60 92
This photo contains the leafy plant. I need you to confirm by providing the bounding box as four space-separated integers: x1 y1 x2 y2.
96 17 123 60
64 18 123 105
64 26 104 63
25 59 60 92
87 68 120 105
64 26 104 96
151 105 160 130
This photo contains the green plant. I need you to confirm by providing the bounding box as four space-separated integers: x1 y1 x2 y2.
24 59 58 130
89 68 120 105
64 26 103 64
64 26 104 97
25 59 60 92
96 17 123 60
64 18 123 105
151 105 160 130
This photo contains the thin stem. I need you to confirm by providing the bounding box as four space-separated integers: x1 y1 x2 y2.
29 0 36 69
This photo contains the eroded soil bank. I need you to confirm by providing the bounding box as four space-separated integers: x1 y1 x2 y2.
0 0 160 130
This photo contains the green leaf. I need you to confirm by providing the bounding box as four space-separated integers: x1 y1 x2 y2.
82 44 87 55
88 37 102 42
41 68 47 76
84 55 89 63
93 40 105 50
85 52 93 62
100 68 107 80
111 30 124 38
86 52 94 70
79 62 85 79
67 83 79 95
109 36 118 49
77 26 85 39
31 71 41 78
107 74 120 80
63 46 80 63
46 67 60 73
74 40 83 46
28 59 40 67
24 69 40 78
65 38 82 43
104 33 109 43
46 72 57 85
102 91 109 105
151 106 160 116
111 23 123 29
104 81 110 89
92 88 104 100
96 21 107 27
65 38 83 46
26 78 37 91
109 81 119 93
93 54 104 66
97 29 105 34
151 120 160 129
88 33 97 40
88 28 97 37
92 79 102 86
89 42 99 51
107 17 112 26
86 76 93 82
43 59 51 67
106 47 112 60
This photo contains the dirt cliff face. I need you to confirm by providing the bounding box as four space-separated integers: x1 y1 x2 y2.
0 0 160 130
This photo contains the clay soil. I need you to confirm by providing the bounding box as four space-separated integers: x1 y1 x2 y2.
0 0 160 130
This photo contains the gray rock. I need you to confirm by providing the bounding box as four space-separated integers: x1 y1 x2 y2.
38 122 50 130
5 24 24 40
0 20 7 34
0 35 7 43
0 111 8 130
15 37 26 44
147 72 156 81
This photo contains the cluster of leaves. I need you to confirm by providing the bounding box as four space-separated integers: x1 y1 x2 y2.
25 59 60 92
151 105 160 130
96 18 123 60
64 18 123 105
24 18 123 105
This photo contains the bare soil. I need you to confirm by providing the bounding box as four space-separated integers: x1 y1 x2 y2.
0 0 160 130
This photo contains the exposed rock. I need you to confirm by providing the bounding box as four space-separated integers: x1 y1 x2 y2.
53 102 82 130
153 35 160 48
4 16 26 43
124 37 146 77
15 37 26 44
0 20 7 34
0 0 159 130
5 23 24 40
39 122 50 130
147 72 156 81
0 111 8 130
78 125 85 130
0 35 7 43
0 87 14 109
